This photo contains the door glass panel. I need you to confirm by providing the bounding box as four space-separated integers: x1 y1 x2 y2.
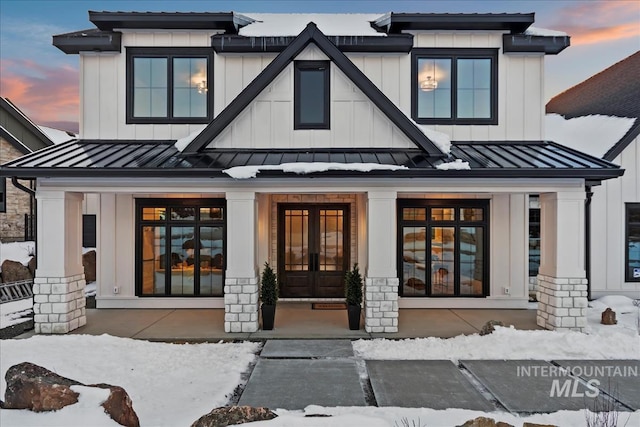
170 226 194 295
284 210 309 271
431 226 455 295
141 226 165 295
460 227 483 296
402 227 427 296
319 209 344 271
199 226 223 296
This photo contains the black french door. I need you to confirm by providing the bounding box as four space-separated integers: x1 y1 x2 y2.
277 204 350 298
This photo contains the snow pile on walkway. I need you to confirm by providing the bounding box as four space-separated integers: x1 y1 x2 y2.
0 335 259 427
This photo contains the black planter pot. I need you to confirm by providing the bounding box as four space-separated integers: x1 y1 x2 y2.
261 304 276 330
347 304 361 330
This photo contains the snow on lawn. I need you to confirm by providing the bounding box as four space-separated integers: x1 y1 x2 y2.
251 406 640 427
0 240 35 271
0 299 33 328
0 335 260 427
354 297 640 361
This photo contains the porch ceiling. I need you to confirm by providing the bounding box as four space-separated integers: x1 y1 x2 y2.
0 139 623 181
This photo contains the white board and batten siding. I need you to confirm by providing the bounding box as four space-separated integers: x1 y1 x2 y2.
590 135 640 298
209 44 417 150
80 31 218 140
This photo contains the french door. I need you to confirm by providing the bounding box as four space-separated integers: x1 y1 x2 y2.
277 204 350 298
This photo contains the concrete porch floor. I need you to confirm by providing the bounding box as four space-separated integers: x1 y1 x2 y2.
59 302 540 341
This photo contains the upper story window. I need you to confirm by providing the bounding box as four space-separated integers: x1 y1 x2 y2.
411 49 498 125
294 61 330 130
126 48 213 124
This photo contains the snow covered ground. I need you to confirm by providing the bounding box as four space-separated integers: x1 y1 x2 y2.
1 299 638 426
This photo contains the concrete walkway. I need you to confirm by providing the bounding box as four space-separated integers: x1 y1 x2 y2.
54 303 539 341
238 340 639 413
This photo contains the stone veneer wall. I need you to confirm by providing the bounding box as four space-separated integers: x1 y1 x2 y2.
0 138 32 241
32 273 87 334
536 274 588 332
224 276 259 332
364 277 399 333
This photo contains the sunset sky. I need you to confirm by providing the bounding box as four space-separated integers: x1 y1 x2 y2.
0 0 638 133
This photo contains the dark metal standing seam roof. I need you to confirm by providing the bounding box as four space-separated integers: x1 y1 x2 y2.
0 140 623 181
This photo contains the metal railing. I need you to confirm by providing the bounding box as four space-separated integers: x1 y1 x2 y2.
0 280 34 303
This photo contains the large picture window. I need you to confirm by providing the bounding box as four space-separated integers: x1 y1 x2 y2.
398 200 489 297
626 203 640 282
136 199 225 297
411 49 498 125
294 61 330 129
127 48 212 124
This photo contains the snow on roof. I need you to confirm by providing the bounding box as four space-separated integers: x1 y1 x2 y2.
174 127 206 152
223 162 408 179
408 118 451 154
524 26 568 37
239 13 385 37
545 113 636 158
436 159 470 170
38 126 76 145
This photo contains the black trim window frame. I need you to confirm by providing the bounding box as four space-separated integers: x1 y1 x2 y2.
397 199 490 297
135 198 226 297
411 48 498 125
529 206 541 277
126 47 213 124
294 60 330 130
626 203 640 282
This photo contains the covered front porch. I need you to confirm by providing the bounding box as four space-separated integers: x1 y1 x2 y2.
39 303 538 341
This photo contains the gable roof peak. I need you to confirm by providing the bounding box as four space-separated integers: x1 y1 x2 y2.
182 22 445 157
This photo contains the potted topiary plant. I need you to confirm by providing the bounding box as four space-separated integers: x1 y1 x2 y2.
260 262 278 330
345 263 363 330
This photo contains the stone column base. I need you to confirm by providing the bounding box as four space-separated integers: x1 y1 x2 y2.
365 277 399 333
536 274 588 332
224 277 259 333
33 274 87 334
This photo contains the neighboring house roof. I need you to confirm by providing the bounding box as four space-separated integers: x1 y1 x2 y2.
183 22 446 156
0 139 622 182
0 97 53 154
546 51 640 161
38 126 77 145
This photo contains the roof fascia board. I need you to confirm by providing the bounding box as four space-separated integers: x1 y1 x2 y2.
0 98 53 147
211 34 414 53
0 126 32 154
372 13 535 34
88 11 245 32
0 166 624 181
184 23 444 156
53 30 121 54
503 34 570 55
603 123 640 161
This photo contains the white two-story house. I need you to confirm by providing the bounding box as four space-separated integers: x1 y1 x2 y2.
0 11 624 334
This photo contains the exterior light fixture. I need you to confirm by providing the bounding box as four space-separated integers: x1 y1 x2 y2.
196 80 208 94
420 76 438 91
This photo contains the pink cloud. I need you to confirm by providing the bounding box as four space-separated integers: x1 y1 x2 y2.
550 2 640 45
0 59 79 130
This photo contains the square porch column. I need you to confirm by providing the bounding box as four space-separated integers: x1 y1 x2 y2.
33 190 86 334
224 191 259 333
365 191 398 333
537 191 588 332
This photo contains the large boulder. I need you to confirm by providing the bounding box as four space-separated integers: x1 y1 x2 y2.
3 362 139 427
27 256 37 278
191 406 277 427
83 250 96 283
457 417 514 427
2 362 81 411
0 260 33 283
479 320 504 336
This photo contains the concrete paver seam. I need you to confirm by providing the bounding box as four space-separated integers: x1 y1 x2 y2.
457 362 511 414
355 358 378 406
